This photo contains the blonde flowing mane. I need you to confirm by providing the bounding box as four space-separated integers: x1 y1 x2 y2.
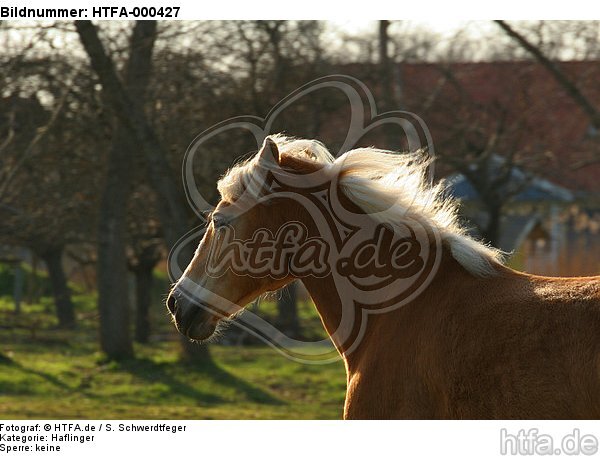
218 134 503 277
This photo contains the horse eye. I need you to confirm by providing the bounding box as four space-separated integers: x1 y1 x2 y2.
212 214 229 228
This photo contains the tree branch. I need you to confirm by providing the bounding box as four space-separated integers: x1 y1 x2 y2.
495 20 600 129
75 20 189 248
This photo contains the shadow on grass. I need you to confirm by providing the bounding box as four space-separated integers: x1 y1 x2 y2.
0 353 14 365
1 353 282 408
3 360 99 399
119 358 283 406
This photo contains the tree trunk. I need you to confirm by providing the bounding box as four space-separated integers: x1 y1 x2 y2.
96 126 134 359
276 281 300 338
261 21 286 104
12 261 23 315
379 20 392 110
41 246 75 328
75 20 190 249
94 21 158 360
482 204 503 248
76 21 211 363
378 20 401 150
25 255 39 304
133 262 154 344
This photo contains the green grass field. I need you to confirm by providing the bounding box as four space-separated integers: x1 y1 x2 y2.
0 342 346 419
0 272 347 420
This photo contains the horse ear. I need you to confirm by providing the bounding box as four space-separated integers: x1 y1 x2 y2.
257 137 280 166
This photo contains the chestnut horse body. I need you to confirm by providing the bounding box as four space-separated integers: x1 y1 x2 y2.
167 135 600 419
327 258 600 418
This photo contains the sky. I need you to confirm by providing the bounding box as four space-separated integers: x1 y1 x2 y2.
332 20 496 38
326 20 501 46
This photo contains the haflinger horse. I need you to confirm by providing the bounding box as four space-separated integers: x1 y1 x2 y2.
167 134 600 419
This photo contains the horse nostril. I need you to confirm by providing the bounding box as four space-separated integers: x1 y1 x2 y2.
166 294 178 314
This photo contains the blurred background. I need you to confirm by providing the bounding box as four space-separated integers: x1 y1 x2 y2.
0 20 598 419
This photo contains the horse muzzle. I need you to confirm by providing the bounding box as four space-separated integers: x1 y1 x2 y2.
166 290 219 341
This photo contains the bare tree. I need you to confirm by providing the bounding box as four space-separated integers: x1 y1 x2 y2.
398 58 556 247
75 20 210 362
75 21 190 249
92 21 158 360
0 65 103 328
378 20 404 150
496 20 600 168
127 184 164 344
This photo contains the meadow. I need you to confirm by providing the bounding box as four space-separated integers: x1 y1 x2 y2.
0 267 346 420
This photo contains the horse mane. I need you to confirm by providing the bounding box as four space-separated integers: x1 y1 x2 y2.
217 134 504 277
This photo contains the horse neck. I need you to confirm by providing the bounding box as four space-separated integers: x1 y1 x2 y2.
300 241 478 368
281 174 486 366
300 273 348 351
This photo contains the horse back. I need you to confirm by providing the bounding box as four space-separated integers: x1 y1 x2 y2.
438 267 600 418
